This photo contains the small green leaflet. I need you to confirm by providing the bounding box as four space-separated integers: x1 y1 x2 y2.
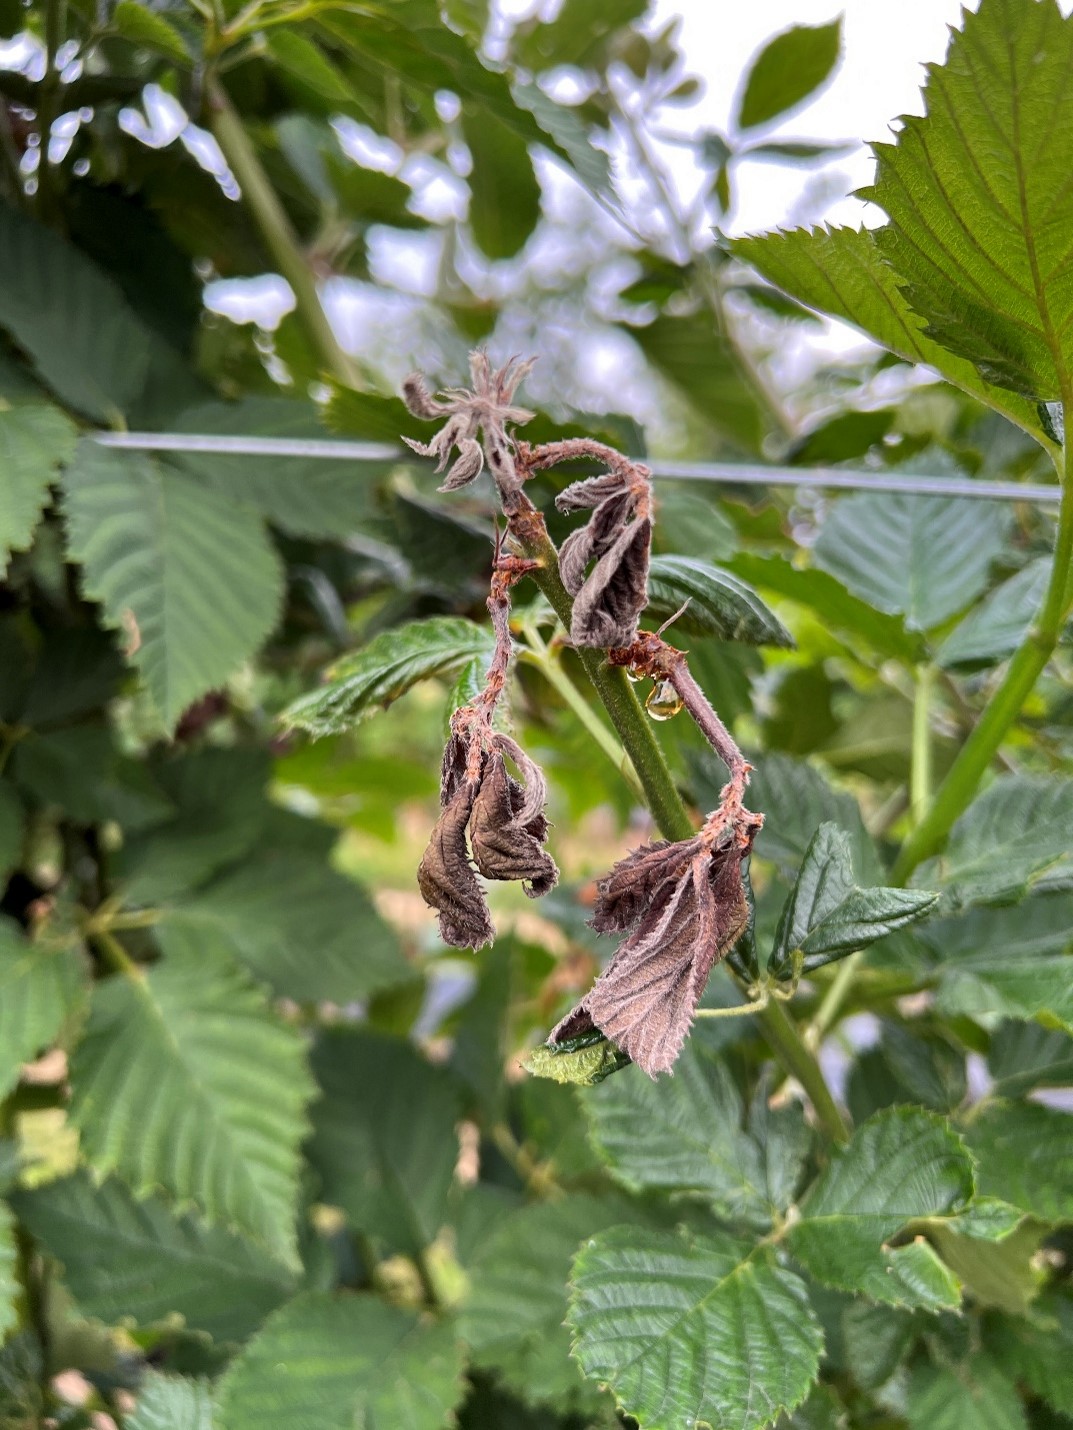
736 19 842 130
523 1031 631 1087
281 616 495 736
938 558 1052 669
769 823 937 977
569 1226 824 1430
904 1359 1029 1430
646 555 793 647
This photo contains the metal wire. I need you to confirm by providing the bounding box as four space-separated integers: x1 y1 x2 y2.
91 431 1062 504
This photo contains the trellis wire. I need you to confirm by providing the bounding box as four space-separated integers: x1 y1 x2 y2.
92 431 1062 504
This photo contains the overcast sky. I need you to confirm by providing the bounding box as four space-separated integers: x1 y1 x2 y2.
648 0 976 235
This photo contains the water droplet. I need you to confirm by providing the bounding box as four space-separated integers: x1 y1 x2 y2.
625 668 644 684
645 680 683 721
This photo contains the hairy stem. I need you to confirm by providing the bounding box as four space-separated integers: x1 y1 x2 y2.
510 510 849 1141
206 80 359 387
893 421 1073 882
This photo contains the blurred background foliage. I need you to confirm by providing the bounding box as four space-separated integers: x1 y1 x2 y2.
0 0 1071 1426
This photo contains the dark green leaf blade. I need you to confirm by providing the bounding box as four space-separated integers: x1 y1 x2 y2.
69 924 314 1268
13 1171 295 1344
216 1292 465 1430
812 491 1008 631
568 1227 824 1430
281 616 495 737
62 443 284 730
0 200 152 421
927 776 1073 909
0 918 86 1101
646 555 793 647
730 226 1047 445
0 405 77 576
460 1194 627 1413
462 110 541 259
307 1027 461 1256
737 20 842 131
633 310 770 453
787 1107 973 1309
964 1101 1073 1223
938 558 1050 669
127 1374 214 1430
583 1041 773 1226
864 0 1073 399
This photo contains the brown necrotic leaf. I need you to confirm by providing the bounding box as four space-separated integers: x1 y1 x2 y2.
550 840 749 1076
590 836 702 933
469 746 558 898
570 516 652 649
417 776 494 949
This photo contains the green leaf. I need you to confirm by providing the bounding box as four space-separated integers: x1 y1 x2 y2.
927 775 1073 909
266 28 356 107
0 200 162 423
568 1226 824 1430
462 110 541 259
169 398 377 538
904 1358 1028 1430
128 1374 214 1430
281 616 495 736
513 0 646 71
925 1209 1044 1315
0 1333 43 1425
69 924 314 1268
987 1289 1073 1419
964 1101 1073 1223
924 894 1073 1031
115 747 268 904
728 553 924 663
0 404 77 576
523 1032 632 1087
216 1291 465 1430
460 1194 628 1412
307 1027 461 1256
633 309 770 453
938 558 1051 668
812 491 1008 631
0 918 86 1101
737 19 842 130
13 1170 295 1344
161 820 407 1003
0 1202 15 1340
0 782 22 883
787 1107 974 1309
584 1040 798 1227
730 225 1047 446
729 752 883 883
770 823 938 976
62 443 284 730
646 555 793 647
112 0 189 61
988 1021 1073 1097
863 0 1073 400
